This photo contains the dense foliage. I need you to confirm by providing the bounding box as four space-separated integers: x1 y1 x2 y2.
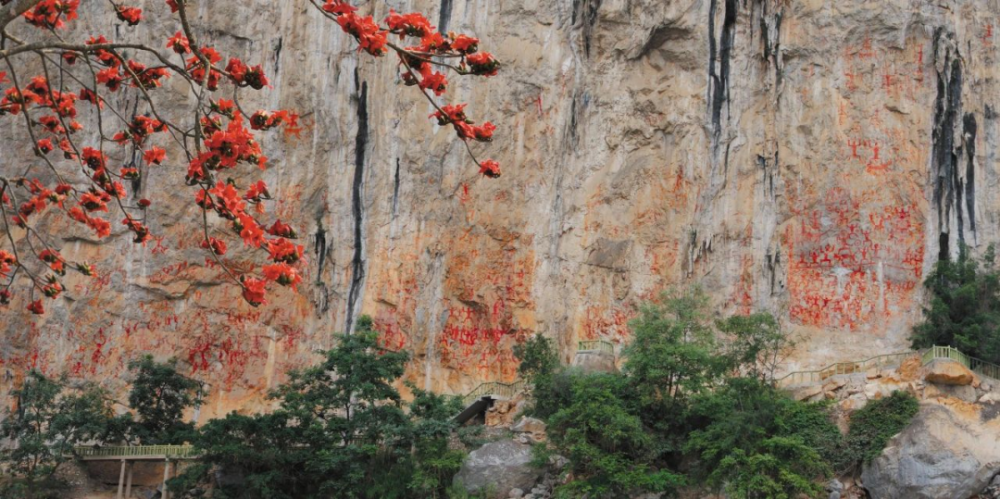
911 244 1000 363
173 316 465 499
126 355 201 445
0 372 119 499
519 289 920 499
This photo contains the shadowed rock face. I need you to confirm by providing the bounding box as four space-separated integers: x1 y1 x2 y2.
454 440 540 495
5 1 1000 416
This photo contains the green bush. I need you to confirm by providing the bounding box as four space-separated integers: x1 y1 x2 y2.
546 372 683 498
840 391 919 470
684 377 833 498
911 244 1000 363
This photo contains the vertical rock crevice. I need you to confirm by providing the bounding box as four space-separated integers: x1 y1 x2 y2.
571 0 601 57
345 71 368 333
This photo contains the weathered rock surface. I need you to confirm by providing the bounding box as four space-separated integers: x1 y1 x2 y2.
925 361 976 386
6 0 1000 417
862 404 1000 499
571 351 617 373
454 440 542 496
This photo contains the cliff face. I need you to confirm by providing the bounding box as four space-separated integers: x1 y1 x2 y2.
3 0 1000 419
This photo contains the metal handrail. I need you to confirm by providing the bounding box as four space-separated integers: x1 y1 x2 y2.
578 340 615 355
775 351 918 388
923 345 1000 383
777 345 1000 388
461 379 526 407
74 445 199 459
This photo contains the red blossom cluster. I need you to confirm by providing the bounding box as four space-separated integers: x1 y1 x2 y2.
23 0 80 29
320 0 502 177
0 0 501 316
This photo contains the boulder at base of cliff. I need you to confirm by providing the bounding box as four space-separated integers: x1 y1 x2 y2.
924 360 976 386
861 404 1000 499
454 440 543 496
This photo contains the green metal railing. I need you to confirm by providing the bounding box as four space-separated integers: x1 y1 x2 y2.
461 379 526 407
923 345 1000 382
775 351 917 388
74 445 199 459
578 340 615 356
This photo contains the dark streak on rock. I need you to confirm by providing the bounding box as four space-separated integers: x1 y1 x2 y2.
314 225 327 282
392 157 400 217
438 0 452 34
572 0 602 57
709 0 737 141
345 69 368 333
931 31 973 260
273 37 283 74
963 113 977 236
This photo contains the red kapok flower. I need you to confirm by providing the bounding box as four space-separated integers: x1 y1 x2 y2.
241 277 266 307
167 31 190 54
116 6 142 26
266 238 303 264
267 220 297 238
200 237 227 256
27 300 44 315
263 263 302 289
451 34 479 54
479 159 501 178
466 52 499 77
35 138 53 155
144 147 166 165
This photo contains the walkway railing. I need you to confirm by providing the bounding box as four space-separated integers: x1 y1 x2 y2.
461 379 525 407
775 351 917 388
923 345 1000 382
74 445 199 459
578 340 615 355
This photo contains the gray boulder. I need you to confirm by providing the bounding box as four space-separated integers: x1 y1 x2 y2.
454 440 543 496
862 405 1000 499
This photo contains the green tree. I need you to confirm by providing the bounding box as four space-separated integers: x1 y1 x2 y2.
1 372 118 499
621 287 727 462
624 287 724 404
717 312 790 383
546 372 683 498
126 356 201 445
911 244 1000 363
513 334 563 419
176 316 464 499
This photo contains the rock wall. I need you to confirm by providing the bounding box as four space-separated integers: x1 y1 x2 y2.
5 0 1000 418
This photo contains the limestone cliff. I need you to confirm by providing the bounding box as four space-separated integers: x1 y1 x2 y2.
4 0 1000 419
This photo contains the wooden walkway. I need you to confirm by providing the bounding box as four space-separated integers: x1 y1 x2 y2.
74 445 199 499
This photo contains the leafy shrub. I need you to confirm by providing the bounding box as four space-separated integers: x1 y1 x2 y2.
685 377 834 498
547 372 683 498
911 244 1000 363
840 391 919 470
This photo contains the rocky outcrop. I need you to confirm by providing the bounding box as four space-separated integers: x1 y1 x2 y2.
861 404 1000 499
571 351 617 373
454 440 542 497
513 416 548 444
924 360 976 386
